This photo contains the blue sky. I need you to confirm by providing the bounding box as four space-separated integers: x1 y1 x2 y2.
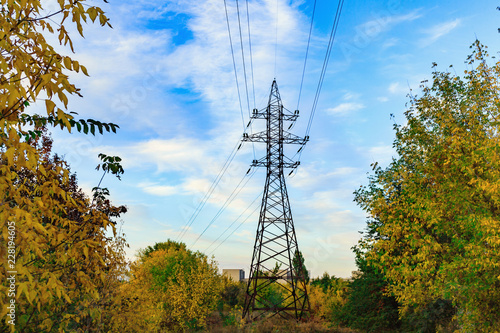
40 0 500 278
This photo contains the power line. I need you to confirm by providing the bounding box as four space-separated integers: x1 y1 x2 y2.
297 0 344 163
235 0 256 159
245 0 256 109
305 0 345 138
208 170 297 258
191 167 257 247
202 0 345 256
223 0 246 132
296 0 317 111
177 138 241 241
204 190 262 253
209 198 260 256
236 0 251 119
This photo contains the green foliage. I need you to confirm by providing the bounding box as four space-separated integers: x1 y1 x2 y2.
220 279 246 308
293 250 310 283
96 153 124 179
311 272 340 294
335 253 400 332
355 41 500 331
18 114 119 140
139 239 188 259
401 299 457 333
257 281 286 310
308 277 349 323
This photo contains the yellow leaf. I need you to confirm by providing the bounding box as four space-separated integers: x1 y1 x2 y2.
81 65 89 76
63 56 72 70
45 99 56 115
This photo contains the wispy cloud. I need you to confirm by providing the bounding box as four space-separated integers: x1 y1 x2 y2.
140 184 179 196
326 102 364 116
325 92 365 116
356 10 422 39
420 18 461 46
388 81 409 95
382 37 399 49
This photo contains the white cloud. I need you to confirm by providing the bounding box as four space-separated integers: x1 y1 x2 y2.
290 165 359 191
420 19 461 46
356 10 422 39
141 184 179 196
326 102 364 116
382 37 399 49
378 96 389 102
388 81 409 95
96 137 219 175
342 92 360 101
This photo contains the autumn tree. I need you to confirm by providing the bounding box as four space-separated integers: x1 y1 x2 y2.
0 1 129 330
355 41 500 331
117 241 223 332
1 0 112 125
307 274 349 322
0 129 127 331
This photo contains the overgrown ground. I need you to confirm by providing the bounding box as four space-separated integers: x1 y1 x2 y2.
205 314 359 333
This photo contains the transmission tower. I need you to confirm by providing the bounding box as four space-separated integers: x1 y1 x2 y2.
242 79 309 320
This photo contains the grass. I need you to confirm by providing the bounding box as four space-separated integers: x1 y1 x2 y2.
204 312 360 333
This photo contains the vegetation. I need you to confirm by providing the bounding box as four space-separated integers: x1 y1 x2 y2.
117 241 223 332
351 41 500 332
2 0 500 331
0 0 126 331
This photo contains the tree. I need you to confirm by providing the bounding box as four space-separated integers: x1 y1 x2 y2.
1 1 130 330
1 0 112 127
355 41 500 330
293 250 310 284
308 274 349 322
336 251 400 332
310 272 339 293
119 241 223 332
0 129 127 331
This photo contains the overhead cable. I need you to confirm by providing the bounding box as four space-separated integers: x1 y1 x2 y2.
235 0 256 159
296 0 317 111
305 0 345 138
177 138 241 241
299 0 345 163
223 0 246 132
191 167 257 247
245 0 256 109
204 190 262 253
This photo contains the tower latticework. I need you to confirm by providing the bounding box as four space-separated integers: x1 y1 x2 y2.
242 79 309 320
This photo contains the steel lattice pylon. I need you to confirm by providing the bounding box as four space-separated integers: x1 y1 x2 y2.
242 79 309 320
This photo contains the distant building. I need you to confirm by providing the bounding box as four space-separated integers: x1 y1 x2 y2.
222 269 245 282
222 268 311 283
